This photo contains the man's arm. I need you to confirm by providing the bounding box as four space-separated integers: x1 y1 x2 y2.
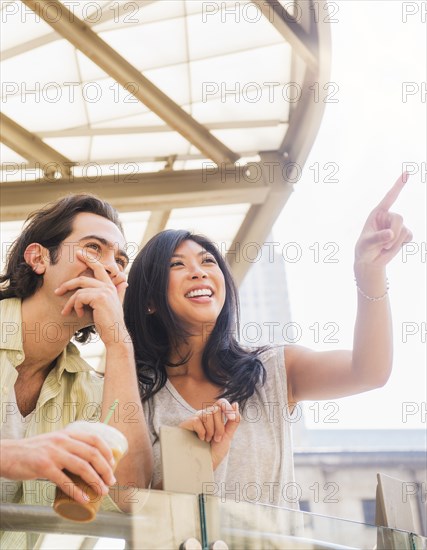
56 249 153 508
0 431 115 504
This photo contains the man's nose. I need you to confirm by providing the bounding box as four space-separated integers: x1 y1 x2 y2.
103 260 120 278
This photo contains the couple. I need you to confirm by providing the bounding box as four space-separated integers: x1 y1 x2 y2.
0 174 411 513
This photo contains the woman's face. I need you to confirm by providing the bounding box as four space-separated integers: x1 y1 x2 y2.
167 239 226 333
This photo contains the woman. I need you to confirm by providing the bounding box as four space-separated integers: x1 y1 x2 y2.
123 173 411 508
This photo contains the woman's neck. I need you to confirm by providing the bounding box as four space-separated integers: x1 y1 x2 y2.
167 334 206 380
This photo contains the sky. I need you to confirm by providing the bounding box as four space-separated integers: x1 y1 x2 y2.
272 0 426 430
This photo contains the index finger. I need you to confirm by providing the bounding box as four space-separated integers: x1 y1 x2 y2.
76 249 114 285
375 172 409 211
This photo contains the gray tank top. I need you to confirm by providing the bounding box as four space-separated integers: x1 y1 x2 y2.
143 345 298 508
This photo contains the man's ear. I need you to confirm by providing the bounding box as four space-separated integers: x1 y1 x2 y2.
23 243 49 274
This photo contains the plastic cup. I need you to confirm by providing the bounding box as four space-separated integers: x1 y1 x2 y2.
53 421 128 522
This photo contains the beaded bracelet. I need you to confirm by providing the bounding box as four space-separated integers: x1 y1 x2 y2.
355 278 389 302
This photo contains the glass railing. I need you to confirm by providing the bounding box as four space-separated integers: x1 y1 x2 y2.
1 489 426 550
202 494 427 550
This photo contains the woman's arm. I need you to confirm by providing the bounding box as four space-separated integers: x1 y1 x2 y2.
286 173 412 404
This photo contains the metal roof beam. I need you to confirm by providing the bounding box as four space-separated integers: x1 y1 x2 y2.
226 152 293 285
251 0 318 71
1 164 268 221
0 112 73 178
21 0 239 166
38 119 287 138
140 211 171 248
0 148 266 172
280 4 332 160
228 1 332 284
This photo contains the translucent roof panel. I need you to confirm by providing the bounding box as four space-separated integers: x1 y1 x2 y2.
99 17 189 70
190 44 292 103
91 110 166 129
95 0 187 29
90 131 193 161
1 1 53 50
0 219 26 272
120 210 152 254
186 5 283 60
1 40 80 87
1 0 295 170
209 124 289 154
0 143 26 164
166 204 251 252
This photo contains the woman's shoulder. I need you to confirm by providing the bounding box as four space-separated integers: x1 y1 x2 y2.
242 344 288 402
244 344 286 367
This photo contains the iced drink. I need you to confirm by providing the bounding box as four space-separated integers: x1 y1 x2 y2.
54 421 128 522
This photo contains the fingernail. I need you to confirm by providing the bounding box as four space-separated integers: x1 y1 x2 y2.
111 476 117 485
214 435 222 442
228 413 237 420
83 493 90 502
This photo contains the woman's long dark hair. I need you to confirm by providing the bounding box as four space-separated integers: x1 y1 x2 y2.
124 230 267 406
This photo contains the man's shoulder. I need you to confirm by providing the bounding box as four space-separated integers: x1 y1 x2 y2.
1 298 23 352
0 297 22 325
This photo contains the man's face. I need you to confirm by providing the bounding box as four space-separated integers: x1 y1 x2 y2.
41 212 128 324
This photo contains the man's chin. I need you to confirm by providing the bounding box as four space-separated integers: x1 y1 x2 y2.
76 307 94 329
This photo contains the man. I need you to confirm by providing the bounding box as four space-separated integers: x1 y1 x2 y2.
0 195 152 541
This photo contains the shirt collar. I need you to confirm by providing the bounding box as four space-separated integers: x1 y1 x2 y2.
1 297 92 376
1 297 24 352
55 341 93 378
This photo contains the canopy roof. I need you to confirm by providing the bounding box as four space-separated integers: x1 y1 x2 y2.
1 0 331 285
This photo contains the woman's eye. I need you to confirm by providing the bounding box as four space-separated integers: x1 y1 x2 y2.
170 261 184 268
203 257 216 264
116 258 126 269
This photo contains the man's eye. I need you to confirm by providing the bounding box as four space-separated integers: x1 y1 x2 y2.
85 242 101 251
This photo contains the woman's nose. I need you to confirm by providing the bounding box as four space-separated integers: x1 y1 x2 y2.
190 264 207 279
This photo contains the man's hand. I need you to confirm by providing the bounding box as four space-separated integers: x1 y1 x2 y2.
0 430 116 504
55 249 130 347
179 399 240 470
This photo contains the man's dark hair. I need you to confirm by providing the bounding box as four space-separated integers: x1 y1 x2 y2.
0 194 124 343
124 229 267 407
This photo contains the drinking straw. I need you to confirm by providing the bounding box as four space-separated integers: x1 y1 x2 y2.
103 398 119 425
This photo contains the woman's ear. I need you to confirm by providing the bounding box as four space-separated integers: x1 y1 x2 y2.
23 243 49 274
